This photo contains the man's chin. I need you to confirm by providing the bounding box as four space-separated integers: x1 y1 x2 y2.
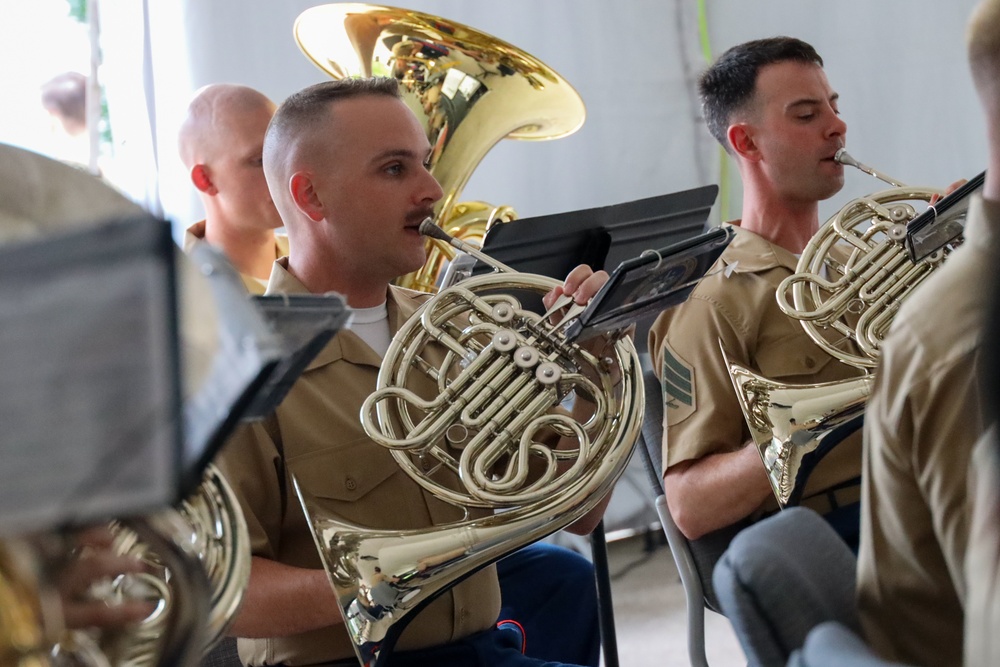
816 176 846 202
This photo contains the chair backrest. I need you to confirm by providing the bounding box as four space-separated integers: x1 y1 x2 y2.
638 364 741 667
638 366 741 613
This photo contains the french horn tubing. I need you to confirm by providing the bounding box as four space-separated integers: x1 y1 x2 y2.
294 219 644 667
728 150 954 507
54 464 249 667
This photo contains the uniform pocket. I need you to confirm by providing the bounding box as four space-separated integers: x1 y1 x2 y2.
288 438 399 502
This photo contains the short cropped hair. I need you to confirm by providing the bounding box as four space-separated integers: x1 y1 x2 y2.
263 77 401 171
699 37 824 153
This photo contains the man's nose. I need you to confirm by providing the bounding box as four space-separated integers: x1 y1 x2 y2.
419 168 444 204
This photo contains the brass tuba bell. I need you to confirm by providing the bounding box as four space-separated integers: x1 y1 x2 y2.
293 3 586 293
295 220 644 667
727 151 953 507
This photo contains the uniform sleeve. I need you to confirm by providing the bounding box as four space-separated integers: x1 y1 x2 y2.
648 283 753 472
215 418 285 559
858 325 977 663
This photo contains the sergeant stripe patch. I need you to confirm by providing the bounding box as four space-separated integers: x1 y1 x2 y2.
661 343 695 413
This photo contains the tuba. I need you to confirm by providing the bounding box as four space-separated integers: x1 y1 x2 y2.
293 3 586 293
727 150 952 506
295 220 644 667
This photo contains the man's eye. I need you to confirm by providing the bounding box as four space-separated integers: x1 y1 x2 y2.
385 163 403 175
798 113 815 121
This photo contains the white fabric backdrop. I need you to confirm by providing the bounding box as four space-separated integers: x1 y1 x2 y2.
109 0 986 235
99 0 987 534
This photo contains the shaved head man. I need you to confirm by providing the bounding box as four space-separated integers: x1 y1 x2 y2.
178 84 285 291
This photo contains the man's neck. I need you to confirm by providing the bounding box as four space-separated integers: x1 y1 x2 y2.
738 190 820 255
285 253 392 308
204 219 277 281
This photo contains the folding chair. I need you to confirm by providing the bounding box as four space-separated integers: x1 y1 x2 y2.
637 366 744 667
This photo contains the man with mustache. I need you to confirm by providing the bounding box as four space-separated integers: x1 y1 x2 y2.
216 77 612 667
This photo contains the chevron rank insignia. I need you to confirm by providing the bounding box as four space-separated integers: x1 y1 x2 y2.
661 342 696 424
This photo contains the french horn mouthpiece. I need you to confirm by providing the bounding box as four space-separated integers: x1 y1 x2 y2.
418 217 450 241
834 148 857 168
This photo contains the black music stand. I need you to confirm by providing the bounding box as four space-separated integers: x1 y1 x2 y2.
476 186 720 667
0 216 351 534
245 294 352 418
179 244 351 497
476 185 719 279
0 216 184 534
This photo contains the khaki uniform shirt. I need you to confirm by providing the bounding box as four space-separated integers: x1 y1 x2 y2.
216 260 501 666
183 220 289 295
965 427 1000 667
858 196 999 667
647 223 864 514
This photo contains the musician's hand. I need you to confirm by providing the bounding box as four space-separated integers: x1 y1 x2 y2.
930 179 968 205
542 264 609 309
58 526 155 630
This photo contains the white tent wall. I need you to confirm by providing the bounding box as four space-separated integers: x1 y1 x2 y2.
96 0 985 536
123 0 986 234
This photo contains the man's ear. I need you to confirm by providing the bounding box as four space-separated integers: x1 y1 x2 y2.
190 164 217 195
728 123 760 162
289 171 324 222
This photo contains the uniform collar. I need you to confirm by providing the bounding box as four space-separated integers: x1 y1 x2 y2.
719 221 801 274
263 258 427 370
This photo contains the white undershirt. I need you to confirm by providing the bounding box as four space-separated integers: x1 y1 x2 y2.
346 302 392 358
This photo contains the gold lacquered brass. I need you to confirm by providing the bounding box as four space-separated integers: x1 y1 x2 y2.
724 348 874 506
294 3 586 292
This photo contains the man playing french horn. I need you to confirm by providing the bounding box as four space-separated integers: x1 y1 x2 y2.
648 37 866 548
216 77 616 667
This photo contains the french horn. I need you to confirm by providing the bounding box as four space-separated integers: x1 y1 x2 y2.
293 3 586 293
82 465 249 666
295 220 644 667
727 150 952 506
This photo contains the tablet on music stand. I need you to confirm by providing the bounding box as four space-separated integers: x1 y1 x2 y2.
906 171 985 262
474 185 719 280
563 226 734 341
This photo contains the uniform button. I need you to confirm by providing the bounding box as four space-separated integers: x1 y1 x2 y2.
804 356 816 369
345 476 357 491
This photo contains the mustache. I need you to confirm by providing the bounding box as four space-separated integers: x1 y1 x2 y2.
406 209 436 225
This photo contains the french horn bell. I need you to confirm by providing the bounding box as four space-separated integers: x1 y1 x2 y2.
295 220 644 667
728 151 954 507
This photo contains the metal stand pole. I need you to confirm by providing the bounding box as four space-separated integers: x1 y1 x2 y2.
591 520 619 667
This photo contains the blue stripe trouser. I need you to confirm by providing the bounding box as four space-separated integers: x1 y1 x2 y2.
495 542 601 667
